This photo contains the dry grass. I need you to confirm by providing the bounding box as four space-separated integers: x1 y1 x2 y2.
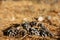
0 0 60 40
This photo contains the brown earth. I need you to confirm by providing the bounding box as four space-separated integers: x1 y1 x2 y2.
0 0 60 40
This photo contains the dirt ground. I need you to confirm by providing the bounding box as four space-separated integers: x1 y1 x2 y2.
0 0 60 40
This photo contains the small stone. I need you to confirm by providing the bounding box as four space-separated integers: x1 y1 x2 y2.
16 27 21 30
23 18 28 22
47 16 51 20
11 17 15 21
38 16 44 22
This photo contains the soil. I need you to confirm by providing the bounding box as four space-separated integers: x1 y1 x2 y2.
0 0 60 40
